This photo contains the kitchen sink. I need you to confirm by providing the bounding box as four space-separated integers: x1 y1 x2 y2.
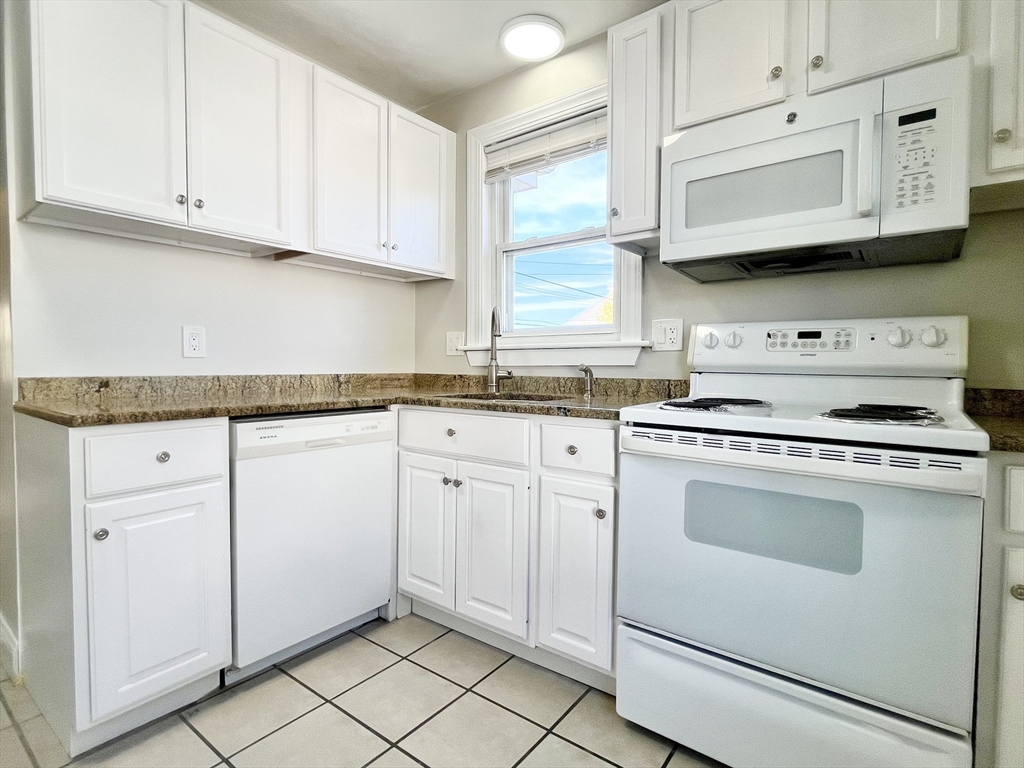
436 392 567 402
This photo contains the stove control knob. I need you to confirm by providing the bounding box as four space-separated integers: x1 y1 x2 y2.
702 332 719 349
887 327 912 348
724 332 742 348
920 326 946 348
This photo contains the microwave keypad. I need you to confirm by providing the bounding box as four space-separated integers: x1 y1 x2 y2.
894 125 938 209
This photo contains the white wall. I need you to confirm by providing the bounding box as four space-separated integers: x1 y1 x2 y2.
416 34 1024 390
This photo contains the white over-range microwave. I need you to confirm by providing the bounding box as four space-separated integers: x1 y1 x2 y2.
660 56 971 282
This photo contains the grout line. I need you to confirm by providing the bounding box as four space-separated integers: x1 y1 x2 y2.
661 745 679 768
386 689 470 747
467 653 516 691
218 700 329 760
179 713 234 767
537 687 632 768
0 690 41 768
357 626 453 660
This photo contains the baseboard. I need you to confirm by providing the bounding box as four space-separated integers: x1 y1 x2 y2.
0 612 17 677
412 600 616 694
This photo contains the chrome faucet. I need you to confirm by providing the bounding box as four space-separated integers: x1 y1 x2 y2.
579 364 595 399
487 307 514 394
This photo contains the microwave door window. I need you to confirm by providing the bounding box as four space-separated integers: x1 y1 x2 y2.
682 150 845 229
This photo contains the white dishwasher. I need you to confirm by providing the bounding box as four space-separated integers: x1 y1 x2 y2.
230 409 395 672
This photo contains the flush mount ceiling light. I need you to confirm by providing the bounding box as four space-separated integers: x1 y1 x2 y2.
500 15 565 61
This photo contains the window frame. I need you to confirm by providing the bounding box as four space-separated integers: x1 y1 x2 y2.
465 84 646 368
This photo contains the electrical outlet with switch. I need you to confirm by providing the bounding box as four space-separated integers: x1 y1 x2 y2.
446 332 465 356
182 326 206 358
652 319 684 351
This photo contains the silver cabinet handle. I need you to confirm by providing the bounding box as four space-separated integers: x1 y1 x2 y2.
811 55 823 69
446 428 456 437
156 451 170 463
383 241 390 248
595 508 607 520
610 207 619 217
567 445 579 455
452 479 463 488
442 476 452 486
392 243 399 250
994 128 1013 143
176 194 187 204
770 65 782 79
1012 584 1024 601
94 528 109 541
194 199 205 209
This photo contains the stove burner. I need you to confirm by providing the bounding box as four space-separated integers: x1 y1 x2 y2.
818 404 943 425
661 397 772 412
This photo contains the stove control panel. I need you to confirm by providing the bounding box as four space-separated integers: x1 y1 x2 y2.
766 327 856 352
689 316 968 377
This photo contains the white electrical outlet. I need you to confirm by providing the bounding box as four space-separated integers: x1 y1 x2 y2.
652 319 684 351
182 326 206 358
445 332 465 356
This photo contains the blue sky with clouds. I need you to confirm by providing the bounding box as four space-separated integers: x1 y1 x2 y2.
510 152 614 331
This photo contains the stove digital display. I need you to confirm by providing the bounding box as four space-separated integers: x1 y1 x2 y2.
797 331 822 339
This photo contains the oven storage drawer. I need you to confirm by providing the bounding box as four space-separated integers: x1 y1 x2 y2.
616 624 971 768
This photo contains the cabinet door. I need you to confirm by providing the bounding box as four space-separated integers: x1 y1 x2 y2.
996 547 1024 768
31 0 188 224
85 483 230 721
537 478 615 671
185 4 290 244
807 0 961 93
988 0 1024 172
314 68 389 261
455 461 529 639
609 12 661 236
398 452 457 610
388 106 448 274
673 0 787 129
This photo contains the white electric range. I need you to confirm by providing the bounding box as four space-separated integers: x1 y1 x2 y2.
616 316 987 768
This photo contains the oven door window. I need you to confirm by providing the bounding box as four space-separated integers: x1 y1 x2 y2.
683 480 863 575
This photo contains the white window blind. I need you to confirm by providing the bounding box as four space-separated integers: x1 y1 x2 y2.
484 108 607 183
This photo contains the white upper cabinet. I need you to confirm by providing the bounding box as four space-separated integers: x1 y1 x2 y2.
313 68 389 262
987 0 1024 173
608 11 661 237
807 0 961 93
388 106 450 274
184 4 291 244
85 482 230 720
673 0 788 129
31 0 189 225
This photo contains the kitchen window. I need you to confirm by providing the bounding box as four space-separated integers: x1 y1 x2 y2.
465 85 645 367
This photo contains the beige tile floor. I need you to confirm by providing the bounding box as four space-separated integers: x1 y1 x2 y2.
0 616 726 768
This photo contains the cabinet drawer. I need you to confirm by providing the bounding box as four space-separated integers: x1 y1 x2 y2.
541 424 616 477
86 425 227 498
399 409 528 466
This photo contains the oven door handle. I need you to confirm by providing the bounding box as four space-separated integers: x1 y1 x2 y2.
620 436 983 496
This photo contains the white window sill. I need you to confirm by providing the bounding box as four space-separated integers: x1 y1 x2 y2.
463 340 651 367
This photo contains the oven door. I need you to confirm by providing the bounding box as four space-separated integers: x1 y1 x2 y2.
617 448 981 732
660 78 882 263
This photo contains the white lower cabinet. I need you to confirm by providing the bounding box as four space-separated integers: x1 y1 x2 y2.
996 546 1024 767
398 452 457 610
455 461 529 639
86 482 230 720
537 478 615 671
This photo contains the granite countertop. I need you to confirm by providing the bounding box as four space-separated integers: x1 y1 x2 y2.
12 374 688 428
972 416 1024 454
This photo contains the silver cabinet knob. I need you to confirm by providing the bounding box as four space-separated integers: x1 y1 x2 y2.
446 428 456 437
770 65 782 79
383 242 389 248
566 445 579 456
610 207 619 217
442 476 452 486
175 194 187 204
391 243 398 250
595 508 607 520
452 479 463 488
94 528 109 541
811 55 824 69
156 451 170 463
1012 584 1024 601
994 128 1013 143
194 199 205 209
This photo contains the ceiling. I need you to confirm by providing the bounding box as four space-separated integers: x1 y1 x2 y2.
197 0 664 111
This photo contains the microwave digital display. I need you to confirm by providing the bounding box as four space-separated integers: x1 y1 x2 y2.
898 108 937 127
797 331 822 339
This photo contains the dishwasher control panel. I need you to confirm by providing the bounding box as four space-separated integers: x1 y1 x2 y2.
231 410 394 459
